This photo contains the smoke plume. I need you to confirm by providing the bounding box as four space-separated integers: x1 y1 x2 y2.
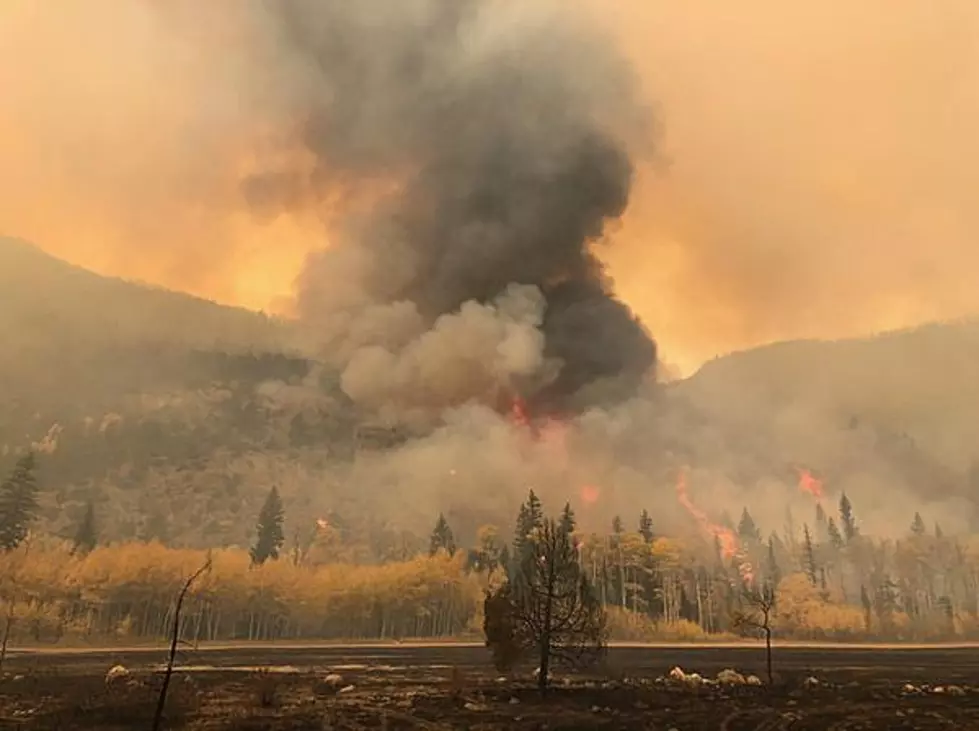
248 0 656 415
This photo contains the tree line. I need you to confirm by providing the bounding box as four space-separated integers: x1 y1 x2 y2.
3 454 979 646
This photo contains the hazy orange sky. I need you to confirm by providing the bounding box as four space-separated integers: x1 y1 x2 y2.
2 1 978 374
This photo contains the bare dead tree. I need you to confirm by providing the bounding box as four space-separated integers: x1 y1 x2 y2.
732 583 776 685
485 518 605 695
152 553 212 731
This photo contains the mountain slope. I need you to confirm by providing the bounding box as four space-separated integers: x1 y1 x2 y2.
2 238 977 545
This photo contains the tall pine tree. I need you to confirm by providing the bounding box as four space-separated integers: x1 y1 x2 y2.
513 490 544 565
839 492 858 543
827 517 844 550
559 503 576 536
429 513 457 556
802 523 818 586
766 534 781 588
738 507 762 543
910 512 926 536
249 486 285 566
0 452 39 552
638 509 654 543
71 501 98 556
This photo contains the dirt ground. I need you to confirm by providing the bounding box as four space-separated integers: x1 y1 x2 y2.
3 645 979 730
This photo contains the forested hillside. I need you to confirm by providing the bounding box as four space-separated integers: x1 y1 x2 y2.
2 238 978 549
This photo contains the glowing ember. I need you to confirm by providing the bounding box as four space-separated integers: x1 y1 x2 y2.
797 468 824 500
675 471 753 583
580 484 600 505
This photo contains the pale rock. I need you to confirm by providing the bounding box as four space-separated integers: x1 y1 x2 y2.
105 665 130 686
716 669 746 685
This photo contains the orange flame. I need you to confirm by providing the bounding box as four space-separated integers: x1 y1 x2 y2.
797 468 824 500
675 471 753 582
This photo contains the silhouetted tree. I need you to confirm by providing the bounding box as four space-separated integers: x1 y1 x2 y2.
766 535 781 588
485 516 605 694
827 517 844 550
738 507 762 544
0 453 39 552
802 524 818 586
429 513 457 556
733 583 776 684
249 486 285 566
559 503 576 536
910 512 926 536
513 489 544 565
71 502 98 556
638 509 654 543
839 493 858 543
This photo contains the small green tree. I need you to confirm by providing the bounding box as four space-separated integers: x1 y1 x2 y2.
0 453 39 552
249 486 285 566
71 502 98 556
429 513 457 556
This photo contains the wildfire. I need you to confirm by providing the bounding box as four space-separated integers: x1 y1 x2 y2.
675 470 753 583
508 396 532 430
797 468 824 500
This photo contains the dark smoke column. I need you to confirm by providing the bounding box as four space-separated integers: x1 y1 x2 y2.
252 0 656 411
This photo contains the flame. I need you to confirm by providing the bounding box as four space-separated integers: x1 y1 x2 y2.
675 470 753 583
797 468 824 500
508 396 532 430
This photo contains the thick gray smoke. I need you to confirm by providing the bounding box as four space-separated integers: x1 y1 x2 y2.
248 0 656 418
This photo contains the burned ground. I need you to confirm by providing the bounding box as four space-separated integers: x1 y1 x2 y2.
3 644 979 729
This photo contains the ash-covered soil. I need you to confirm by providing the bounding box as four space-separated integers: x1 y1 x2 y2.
3 646 979 729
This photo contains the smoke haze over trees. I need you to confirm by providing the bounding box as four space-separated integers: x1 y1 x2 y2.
3 2 979 654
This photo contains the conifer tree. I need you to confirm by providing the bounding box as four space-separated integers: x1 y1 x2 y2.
513 490 544 564
484 516 605 694
839 492 858 543
766 535 781 588
638 509 654 543
802 524 818 586
738 507 762 543
934 522 944 540
0 452 39 552
559 502 576 536
611 515 624 535
910 512 926 536
815 503 827 526
249 486 285 566
71 501 98 556
429 512 457 556
827 517 844 550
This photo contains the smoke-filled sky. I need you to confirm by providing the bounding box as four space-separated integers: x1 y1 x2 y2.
3 1 979 374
